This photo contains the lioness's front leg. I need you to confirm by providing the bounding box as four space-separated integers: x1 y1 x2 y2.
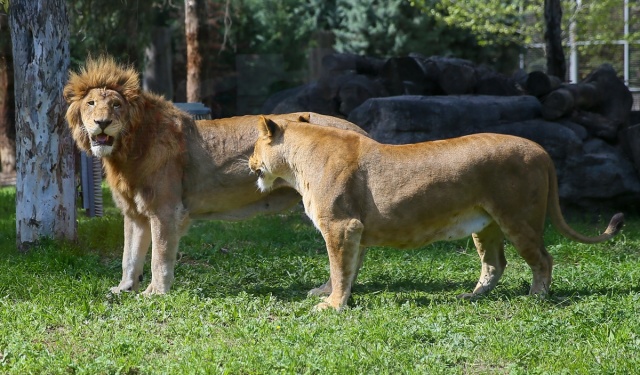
309 246 368 297
111 215 151 293
314 219 364 311
143 205 189 295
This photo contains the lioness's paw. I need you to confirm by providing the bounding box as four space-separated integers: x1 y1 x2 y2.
308 286 331 297
312 301 345 312
312 302 334 312
457 292 479 300
308 280 332 297
142 284 169 295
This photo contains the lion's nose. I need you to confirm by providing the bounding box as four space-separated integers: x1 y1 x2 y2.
94 119 112 130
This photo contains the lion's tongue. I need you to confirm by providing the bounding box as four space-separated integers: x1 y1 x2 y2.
96 134 110 144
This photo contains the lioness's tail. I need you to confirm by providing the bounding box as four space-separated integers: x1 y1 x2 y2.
547 165 624 244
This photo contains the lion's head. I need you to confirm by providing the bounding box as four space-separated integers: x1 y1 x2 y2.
63 56 142 157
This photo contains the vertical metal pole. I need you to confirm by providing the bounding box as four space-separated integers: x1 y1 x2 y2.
92 156 103 217
569 0 580 83
624 0 630 85
80 152 95 217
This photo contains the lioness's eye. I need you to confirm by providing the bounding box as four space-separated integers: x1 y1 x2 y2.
87 101 95 106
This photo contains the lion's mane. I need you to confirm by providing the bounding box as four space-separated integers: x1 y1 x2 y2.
63 56 191 199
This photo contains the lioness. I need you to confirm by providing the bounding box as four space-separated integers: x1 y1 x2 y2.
63 56 368 294
249 117 624 311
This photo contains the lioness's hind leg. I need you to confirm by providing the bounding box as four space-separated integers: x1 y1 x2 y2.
459 222 507 299
503 224 553 295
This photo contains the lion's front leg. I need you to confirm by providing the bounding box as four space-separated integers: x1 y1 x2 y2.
313 219 364 311
142 206 189 295
111 215 151 293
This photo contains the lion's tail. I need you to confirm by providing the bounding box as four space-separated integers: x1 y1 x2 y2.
546 163 624 244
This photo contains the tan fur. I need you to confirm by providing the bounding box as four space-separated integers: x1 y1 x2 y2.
249 117 624 311
64 56 367 294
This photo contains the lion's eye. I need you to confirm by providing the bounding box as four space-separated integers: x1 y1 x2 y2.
113 102 121 109
87 101 95 106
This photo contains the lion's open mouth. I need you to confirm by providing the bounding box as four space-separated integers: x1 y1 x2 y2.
91 134 114 146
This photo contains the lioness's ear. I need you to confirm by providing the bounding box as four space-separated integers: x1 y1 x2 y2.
297 113 311 123
258 116 278 138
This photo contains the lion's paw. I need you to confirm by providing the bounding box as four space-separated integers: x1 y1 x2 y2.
110 286 125 294
110 282 136 294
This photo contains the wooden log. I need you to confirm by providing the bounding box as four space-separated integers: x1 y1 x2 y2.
475 73 521 96
409 56 443 95
541 82 600 120
562 83 600 109
522 70 561 97
380 56 426 96
433 57 477 95
321 53 385 76
542 88 574 120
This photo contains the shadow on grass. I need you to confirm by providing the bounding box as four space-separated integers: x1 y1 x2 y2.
235 278 475 304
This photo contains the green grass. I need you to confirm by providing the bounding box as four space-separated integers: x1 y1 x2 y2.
0 186 639 374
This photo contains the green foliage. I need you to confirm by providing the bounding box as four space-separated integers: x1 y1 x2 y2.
414 0 639 46
0 186 639 373
225 0 519 74
0 0 8 14
223 0 322 73
332 0 519 71
66 0 173 69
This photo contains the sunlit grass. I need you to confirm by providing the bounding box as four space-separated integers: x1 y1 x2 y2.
0 186 638 374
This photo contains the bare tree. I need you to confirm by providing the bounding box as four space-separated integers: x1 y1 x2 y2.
544 0 566 79
9 0 76 248
185 0 202 102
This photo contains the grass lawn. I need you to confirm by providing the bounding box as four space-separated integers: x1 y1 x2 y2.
0 185 639 374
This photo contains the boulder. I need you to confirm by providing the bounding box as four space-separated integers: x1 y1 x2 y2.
347 95 541 144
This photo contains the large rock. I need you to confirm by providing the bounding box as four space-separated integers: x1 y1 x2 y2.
347 95 640 210
561 139 640 210
348 95 542 144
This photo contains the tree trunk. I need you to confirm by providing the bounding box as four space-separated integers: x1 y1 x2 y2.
0 14 15 176
143 27 174 100
185 0 202 102
544 0 566 80
9 0 76 248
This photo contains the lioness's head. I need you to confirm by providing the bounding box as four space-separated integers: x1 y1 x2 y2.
249 116 288 192
64 56 141 157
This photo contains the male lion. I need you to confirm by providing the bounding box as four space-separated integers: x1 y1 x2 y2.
249 117 624 311
63 56 367 294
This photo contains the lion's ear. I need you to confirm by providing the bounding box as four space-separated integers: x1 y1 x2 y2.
258 116 279 139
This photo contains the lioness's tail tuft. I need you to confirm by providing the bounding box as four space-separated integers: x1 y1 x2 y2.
604 212 625 236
